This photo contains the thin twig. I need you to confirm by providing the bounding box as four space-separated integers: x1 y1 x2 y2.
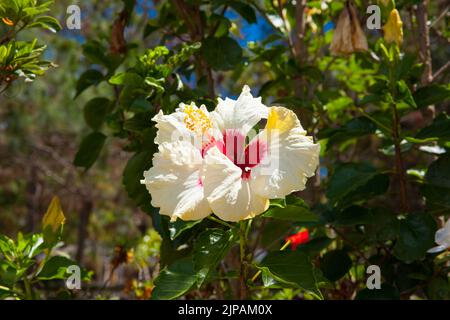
431 60 450 82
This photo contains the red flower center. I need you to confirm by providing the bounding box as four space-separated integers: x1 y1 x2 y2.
201 130 267 180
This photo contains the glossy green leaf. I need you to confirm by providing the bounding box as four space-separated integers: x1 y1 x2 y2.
169 219 203 240
229 1 257 24
425 154 450 189
73 132 106 169
152 258 197 300
413 84 450 108
393 213 436 263
396 80 417 109
327 163 379 205
320 250 352 281
38 256 90 280
75 69 104 97
334 205 374 226
27 15 62 33
83 97 113 130
257 251 322 299
416 113 450 141
193 228 234 286
122 151 153 208
263 197 318 222
201 36 243 71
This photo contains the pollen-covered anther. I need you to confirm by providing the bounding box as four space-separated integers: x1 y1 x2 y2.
183 103 212 134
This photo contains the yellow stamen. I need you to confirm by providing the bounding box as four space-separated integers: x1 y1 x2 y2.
183 103 212 134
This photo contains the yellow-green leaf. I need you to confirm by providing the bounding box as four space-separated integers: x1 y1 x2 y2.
42 196 66 233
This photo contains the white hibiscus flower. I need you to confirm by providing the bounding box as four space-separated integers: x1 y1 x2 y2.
141 85 320 222
428 219 450 254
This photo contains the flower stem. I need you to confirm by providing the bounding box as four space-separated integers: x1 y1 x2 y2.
23 277 33 300
239 221 247 299
388 48 409 213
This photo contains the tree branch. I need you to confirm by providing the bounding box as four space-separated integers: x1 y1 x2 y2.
431 60 450 83
416 1 432 85
172 0 215 98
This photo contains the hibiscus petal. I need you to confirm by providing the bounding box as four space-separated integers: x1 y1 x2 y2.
427 245 447 254
153 103 218 146
141 141 210 221
435 219 450 248
211 85 268 135
152 109 190 145
251 107 320 199
203 147 269 222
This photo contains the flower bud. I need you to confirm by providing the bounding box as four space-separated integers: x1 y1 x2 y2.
42 196 66 233
286 229 309 250
330 1 368 55
383 9 403 46
1 17 14 26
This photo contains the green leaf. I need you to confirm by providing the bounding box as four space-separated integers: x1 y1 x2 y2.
169 219 203 240
393 213 436 263
263 197 318 222
425 154 450 189
0 265 18 288
152 258 197 300
341 173 390 205
356 284 400 300
211 15 231 38
83 97 113 130
295 237 332 254
326 163 379 205
201 36 243 71
123 112 154 132
413 84 450 108
365 209 399 242
193 228 234 286
422 154 450 209
143 20 158 38
122 151 153 209
38 256 90 280
416 113 450 141
272 96 314 110
427 277 450 300
421 184 450 209
27 15 62 33
257 251 322 299
334 205 374 226
396 80 417 109
324 96 353 121
109 72 143 86
82 41 113 69
73 132 106 169
75 69 104 97
319 250 352 281
228 1 257 24
319 117 377 148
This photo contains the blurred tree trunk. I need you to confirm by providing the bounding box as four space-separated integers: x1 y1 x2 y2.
76 199 93 265
416 1 433 86
415 0 435 124
25 164 40 232
173 0 215 98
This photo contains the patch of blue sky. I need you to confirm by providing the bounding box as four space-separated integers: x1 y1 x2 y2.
225 10 275 47
323 21 335 33
136 0 158 18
